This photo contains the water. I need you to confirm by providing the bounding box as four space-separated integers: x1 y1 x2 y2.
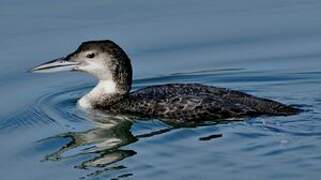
1 0 321 179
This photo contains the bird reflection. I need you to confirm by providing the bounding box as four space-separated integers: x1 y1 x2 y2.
42 113 137 168
41 111 223 172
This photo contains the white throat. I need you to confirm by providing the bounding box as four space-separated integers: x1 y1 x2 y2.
78 80 117 109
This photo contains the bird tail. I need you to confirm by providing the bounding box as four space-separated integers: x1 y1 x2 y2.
271 104 302 116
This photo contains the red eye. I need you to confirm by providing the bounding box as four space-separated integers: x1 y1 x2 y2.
86 53 95 59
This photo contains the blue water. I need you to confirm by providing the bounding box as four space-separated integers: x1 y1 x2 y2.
1 0 321 179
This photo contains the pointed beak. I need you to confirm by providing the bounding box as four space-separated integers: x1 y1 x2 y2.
30 57 79 73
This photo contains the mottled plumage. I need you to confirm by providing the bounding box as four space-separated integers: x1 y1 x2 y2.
32 40 301 122
94 83 300 122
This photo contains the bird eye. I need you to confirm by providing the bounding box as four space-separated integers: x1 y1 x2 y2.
86 53 95 59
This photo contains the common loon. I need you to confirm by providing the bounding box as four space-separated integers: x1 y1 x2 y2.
31 40 300 122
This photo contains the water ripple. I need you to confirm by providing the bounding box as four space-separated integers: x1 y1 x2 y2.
0 68 319 180
0 84 93 131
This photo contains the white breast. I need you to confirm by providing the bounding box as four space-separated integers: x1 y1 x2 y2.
77 80 117 109
78 97 92 109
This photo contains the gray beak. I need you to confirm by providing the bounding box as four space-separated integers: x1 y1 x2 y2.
31 57 79 73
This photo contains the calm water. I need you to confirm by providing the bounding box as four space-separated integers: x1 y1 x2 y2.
1 0 321 179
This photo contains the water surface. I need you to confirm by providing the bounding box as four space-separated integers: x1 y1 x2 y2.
1 0 321 179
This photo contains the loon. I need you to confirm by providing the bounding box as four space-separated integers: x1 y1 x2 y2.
31 40 300 122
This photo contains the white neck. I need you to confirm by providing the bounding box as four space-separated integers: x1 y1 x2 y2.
78 80 117 109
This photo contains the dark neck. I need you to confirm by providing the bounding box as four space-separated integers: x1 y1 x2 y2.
105 41 133 94
79 59 133 109
78 40 133 109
